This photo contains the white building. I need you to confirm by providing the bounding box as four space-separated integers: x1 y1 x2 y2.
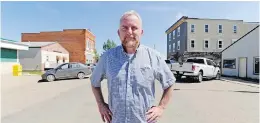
0 38 29 75
221 25 259 80
19 42 69 71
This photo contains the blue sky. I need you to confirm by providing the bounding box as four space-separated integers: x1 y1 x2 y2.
1 1 259 57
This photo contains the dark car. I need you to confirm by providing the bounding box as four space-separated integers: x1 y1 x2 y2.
41 62 92 82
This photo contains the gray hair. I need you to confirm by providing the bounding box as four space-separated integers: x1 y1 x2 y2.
120 10 142 26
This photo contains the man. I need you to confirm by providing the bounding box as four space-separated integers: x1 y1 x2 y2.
91 10 175 123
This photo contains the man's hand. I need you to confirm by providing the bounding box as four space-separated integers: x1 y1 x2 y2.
98 103 113 123
146 106 164 123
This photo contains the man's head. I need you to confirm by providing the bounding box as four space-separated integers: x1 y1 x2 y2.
118 10 143 52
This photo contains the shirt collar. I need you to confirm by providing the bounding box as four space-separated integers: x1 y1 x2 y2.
120 44 142 56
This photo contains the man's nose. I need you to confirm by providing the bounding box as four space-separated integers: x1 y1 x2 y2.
126 28 133 35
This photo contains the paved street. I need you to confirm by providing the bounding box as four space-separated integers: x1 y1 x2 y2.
1 75 259 123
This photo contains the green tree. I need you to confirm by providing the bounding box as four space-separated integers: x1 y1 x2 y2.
103 39 117 51
93 49 100 62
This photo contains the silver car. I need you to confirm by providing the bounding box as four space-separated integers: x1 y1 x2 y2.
41 62 92 82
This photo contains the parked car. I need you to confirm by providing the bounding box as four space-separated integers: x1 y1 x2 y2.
171 57 221 82
165 59 178 70
41 62 92 82
85 63 96 72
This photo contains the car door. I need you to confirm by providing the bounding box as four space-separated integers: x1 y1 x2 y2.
210 60 219 77
55 63 70 78
69 63 81 77
206 60 214 77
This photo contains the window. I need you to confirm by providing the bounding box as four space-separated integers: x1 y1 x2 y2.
60 64 69 69
233 25 237 33
177 41 180 50
204 40 209 48
191 40 195 48
231 39 237 44
173 30 175 39
218 40 223 49
206 60 213 66
168 33 171 42
191 24 195 33
70 63 80 68
177 27 180 36
218 25 222 33
173 43 175 52
169 44 171 52
205 25 209 32
223 59 236 69
254 57 259 74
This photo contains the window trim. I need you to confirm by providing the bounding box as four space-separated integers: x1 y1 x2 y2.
223 58 236 69
173 30 175 40
204 39 209 49
190 39 195 48
204 24 209 33
253 56 259 75
177 27 180 37
218 39 223 49
191 24 195 33
168 32 172 42
177 41 180 50
218 24 223 33
169 44 172 52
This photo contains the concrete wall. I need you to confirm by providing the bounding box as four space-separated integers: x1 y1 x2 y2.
222 27 259 79
19 48 42 71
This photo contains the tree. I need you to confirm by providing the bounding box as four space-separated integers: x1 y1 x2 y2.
103 39 117 51
93 49 100 63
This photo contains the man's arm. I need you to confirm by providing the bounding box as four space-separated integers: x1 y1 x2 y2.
158 84 174 110
90 53 112 123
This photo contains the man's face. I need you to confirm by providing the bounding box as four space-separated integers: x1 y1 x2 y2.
118 15 143 49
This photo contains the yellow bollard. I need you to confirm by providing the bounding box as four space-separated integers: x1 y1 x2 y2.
12 64 22 76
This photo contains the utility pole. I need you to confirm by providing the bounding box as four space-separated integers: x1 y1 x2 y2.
153 44 155 49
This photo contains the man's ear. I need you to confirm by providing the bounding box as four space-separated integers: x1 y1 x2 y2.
117 30 120 36
141 30 144 35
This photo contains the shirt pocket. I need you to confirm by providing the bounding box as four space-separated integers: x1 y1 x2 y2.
139 64 154 84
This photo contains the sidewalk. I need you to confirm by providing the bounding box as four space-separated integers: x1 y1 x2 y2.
220 77 259 88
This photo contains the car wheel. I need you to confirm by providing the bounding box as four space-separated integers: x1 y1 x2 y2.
46 74 55 82
215 72 221 80
197 72 203 82
77 72 85 79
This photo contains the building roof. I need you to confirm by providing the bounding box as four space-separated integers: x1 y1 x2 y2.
221 25 259 53
20 42 57 48
1 38 29 50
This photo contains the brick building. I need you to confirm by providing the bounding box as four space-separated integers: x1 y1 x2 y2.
21 29 95 64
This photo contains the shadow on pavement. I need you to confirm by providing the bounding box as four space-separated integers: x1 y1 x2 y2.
38 77 90 83
173 88 259 94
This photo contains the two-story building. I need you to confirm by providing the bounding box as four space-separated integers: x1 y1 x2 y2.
165 16 258 62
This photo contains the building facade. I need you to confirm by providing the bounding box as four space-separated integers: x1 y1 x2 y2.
165 16 258 61
1 38 29 75
221 26 259 80
19 42 69 71
21 29 95 64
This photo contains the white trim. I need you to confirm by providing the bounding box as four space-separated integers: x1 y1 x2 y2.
253 57 259 75
218 39 223 49
190 24 195 33
168 32 171 42
190 39 195 48
218 24 223 33
169 44 171 52
204 24 209 33
233 25 237 33
172 30 175 40
173 43 175 52
204 39 210 49
177 41 180 50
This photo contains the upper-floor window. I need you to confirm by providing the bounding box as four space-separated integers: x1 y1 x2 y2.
191 40 195 48
233 25 237 33
191 24 195 33
177 41 180 50
168 32 171 42
177 27 180 36
218 25 223 33
205 25 209 33
173 30 175 39
218 40 223 49
169 44 171 52
204 40 209 48
173 43 175 52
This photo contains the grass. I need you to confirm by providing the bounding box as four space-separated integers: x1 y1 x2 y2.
22 70 43 75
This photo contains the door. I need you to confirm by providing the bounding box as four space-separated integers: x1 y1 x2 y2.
239 57 247 78
206 60 214 77
56 63 70 78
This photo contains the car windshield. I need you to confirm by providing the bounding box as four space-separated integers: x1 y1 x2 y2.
186 59 205 64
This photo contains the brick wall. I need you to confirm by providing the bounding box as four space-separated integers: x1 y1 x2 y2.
21 29 95 63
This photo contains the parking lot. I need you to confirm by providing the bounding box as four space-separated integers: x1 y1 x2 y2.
1 75 259 123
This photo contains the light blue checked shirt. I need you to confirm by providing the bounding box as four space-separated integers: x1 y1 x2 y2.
91 44 175 123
